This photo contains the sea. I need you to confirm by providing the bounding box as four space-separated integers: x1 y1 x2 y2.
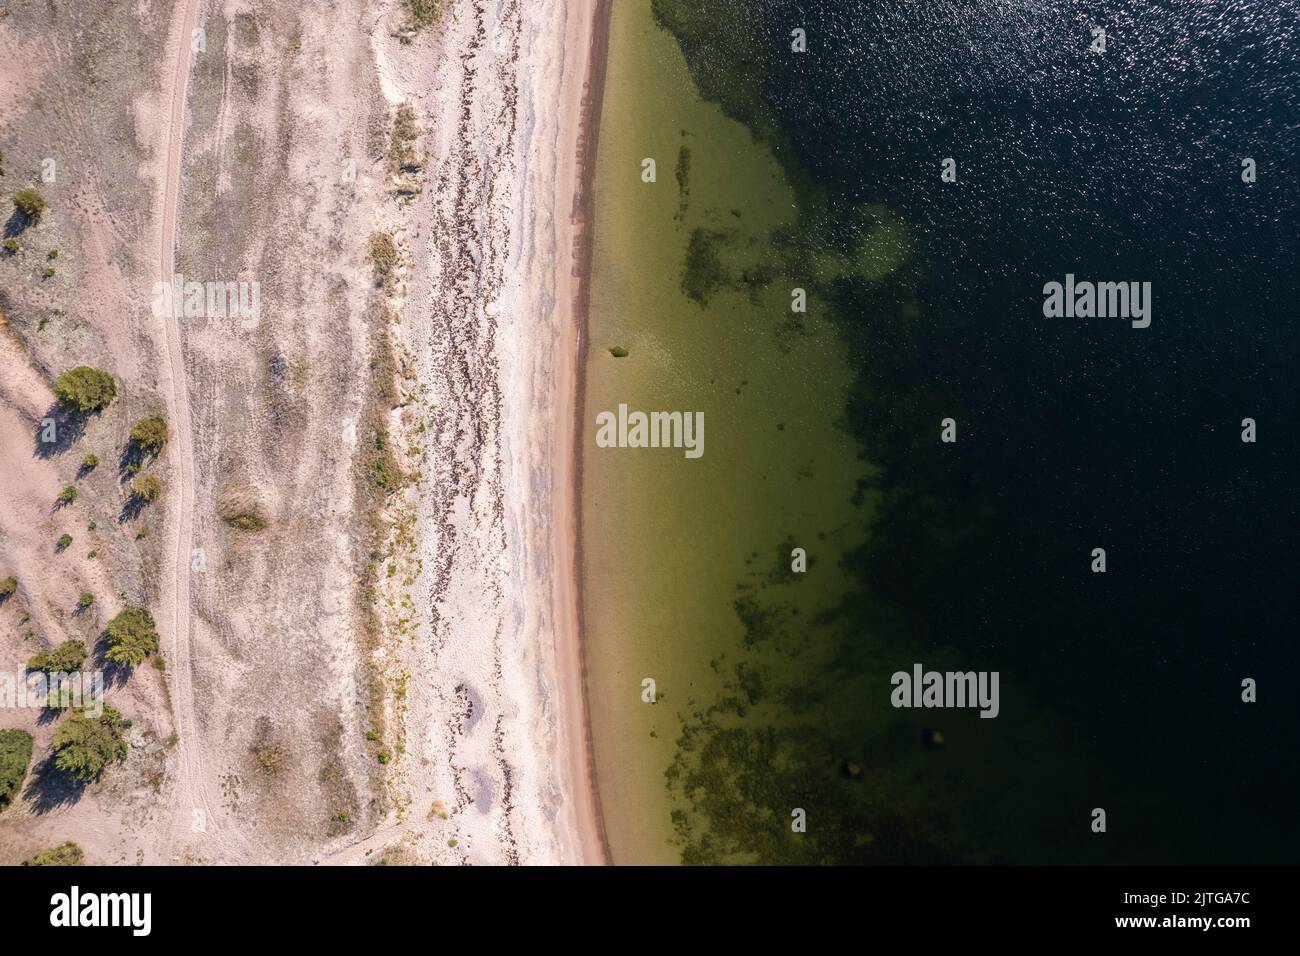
582 0 1300 864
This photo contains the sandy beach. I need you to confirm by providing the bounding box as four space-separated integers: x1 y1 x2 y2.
343 0 611 864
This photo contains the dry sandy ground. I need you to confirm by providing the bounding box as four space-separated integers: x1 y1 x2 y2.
0 0 604 865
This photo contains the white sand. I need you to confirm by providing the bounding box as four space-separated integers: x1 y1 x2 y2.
331 0 605 865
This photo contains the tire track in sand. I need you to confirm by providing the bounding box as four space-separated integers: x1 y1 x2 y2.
156 0 222 859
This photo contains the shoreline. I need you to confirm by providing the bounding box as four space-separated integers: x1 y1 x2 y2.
551 0 614 866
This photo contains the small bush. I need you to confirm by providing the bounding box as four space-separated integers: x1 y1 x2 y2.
105 606 159 666
0 577 16 600
56 534 72 550
377 750 391 765
53 366 117 413
390 103 423 174
609 346 629 358
0 728 33 809
131 473 162 503
77 593 94 610
368 232 398 286
82 453 99 471
223 512 266 532
1 239 16 255
23 842 84 866
407 0 441 29
129 416 168 454
12 188 45 222
52 707 129 781
57 485 77 504
254 744 285 775
27 639 87 674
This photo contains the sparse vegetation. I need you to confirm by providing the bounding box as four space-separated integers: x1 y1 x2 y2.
27 639 87 674
254 743 285 775
52 707 129 781
22 842 84 866
57 484 77 504
129 415 168 454
53 366 117 413
407 0 441 29
377 750 391 765
390 103 423 174
77 593 94 610
81 453 99 471
1 239 16 255
12 188 45 222
0 576 15 601
104 606 159 666
56 533 72 550
0 729 33 809
609 346 629 358
131 473 162 504
368 232 399 286
219 489 268 532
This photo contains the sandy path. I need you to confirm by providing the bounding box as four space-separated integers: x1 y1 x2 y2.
155 0 222 858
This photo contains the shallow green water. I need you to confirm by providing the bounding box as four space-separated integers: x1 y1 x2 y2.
581 0 866 865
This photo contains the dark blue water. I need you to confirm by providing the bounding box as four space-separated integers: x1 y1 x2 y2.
658 0 1299 862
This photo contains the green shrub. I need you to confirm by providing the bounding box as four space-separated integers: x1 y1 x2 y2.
23 842 84 866
52 707 129 781
47 249 58 260
0 729 33 809
57 484 77 504
77 593 94 610
53 366 117 413
0 576 15 600
12 188 45 222
1 239 16 255
131 473 162 503
609 346 629 358
105 606 158 666
56 533 72 550
27 639 87 674
129 416 168 454
82 453 99 471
